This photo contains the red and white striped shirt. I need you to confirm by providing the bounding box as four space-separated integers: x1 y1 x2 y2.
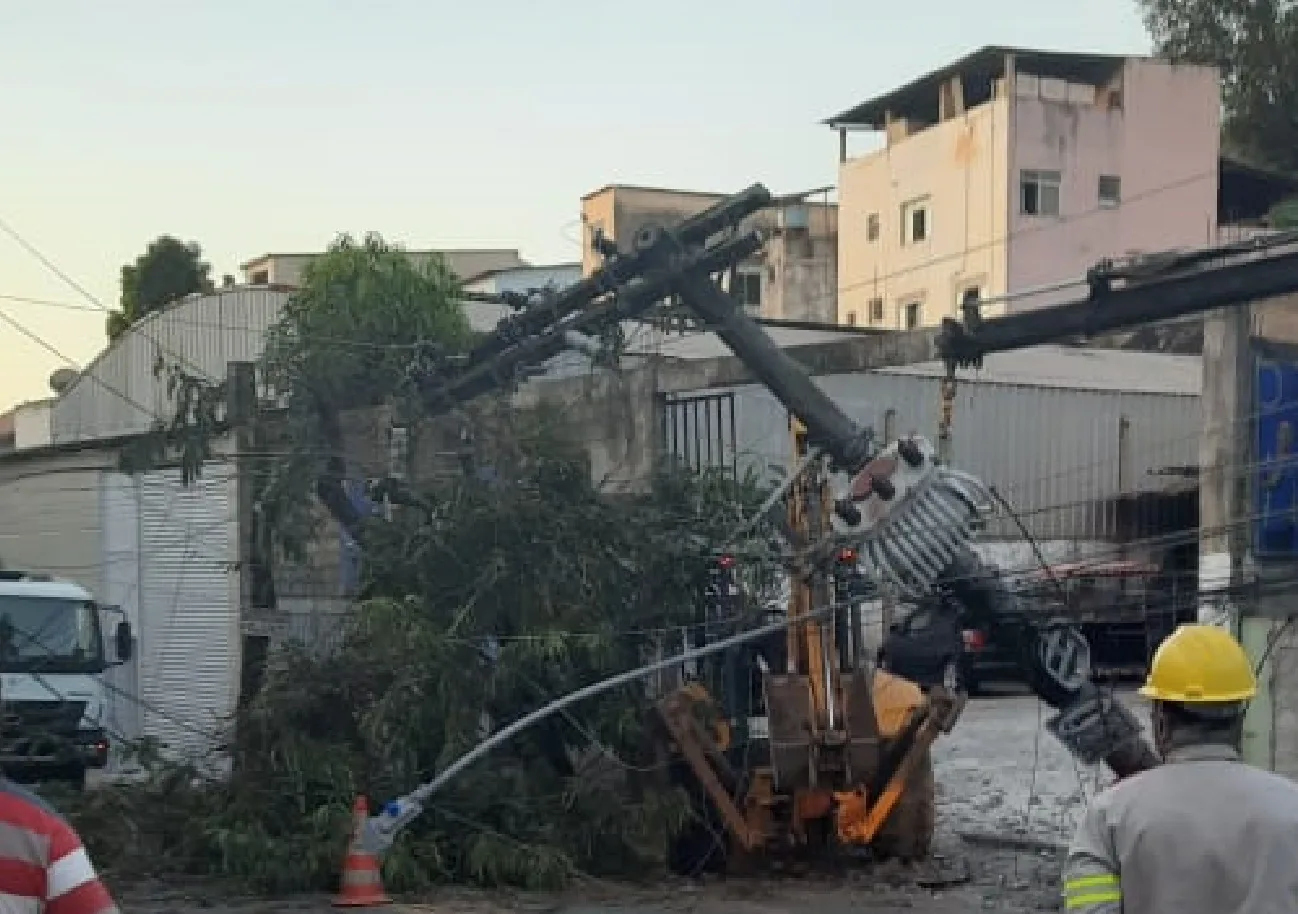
0 780 117 914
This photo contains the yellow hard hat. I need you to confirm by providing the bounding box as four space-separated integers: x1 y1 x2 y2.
1139 624 1257 703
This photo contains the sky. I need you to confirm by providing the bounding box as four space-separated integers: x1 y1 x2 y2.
0 0 1152 412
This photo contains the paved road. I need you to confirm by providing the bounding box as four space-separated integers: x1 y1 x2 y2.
121 689 1152 913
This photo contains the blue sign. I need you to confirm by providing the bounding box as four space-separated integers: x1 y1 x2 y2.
1254 353 1298 558
339 479 381 595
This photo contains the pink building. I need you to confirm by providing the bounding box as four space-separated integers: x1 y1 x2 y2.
827 47 1221 328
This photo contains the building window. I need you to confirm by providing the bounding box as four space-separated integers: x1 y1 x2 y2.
959 286 982 317
733 269 762 313
866 213 880 242
1098 175 1121 208
1020 169 1061 216
588 220 608 255
901 300 921 329
250 270 269 284
868 297 884 322
901 198 930 244
845 311 858 326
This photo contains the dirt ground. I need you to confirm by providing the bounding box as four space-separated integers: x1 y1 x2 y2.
119 688 1148 913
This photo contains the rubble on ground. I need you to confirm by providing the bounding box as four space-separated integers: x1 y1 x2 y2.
119 689 1140 912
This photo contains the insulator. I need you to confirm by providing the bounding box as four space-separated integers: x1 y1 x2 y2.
858 468 990 598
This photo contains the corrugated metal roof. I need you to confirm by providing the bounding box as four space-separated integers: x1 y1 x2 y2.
629 325 1201 396
626 324 848 360
883 346 1202 396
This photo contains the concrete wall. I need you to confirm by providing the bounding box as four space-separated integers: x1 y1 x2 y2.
837 95 1011 328
766 229 839 324
1006 60 1220 298
513 365 661 494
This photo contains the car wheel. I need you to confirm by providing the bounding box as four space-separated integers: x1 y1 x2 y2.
941 657 962 693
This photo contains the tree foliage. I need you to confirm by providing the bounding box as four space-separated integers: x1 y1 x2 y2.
1138 0 1298 173
124 233 475 555
1273 197 1298 228
260 233 474 548
109 236 215 340
105 231 783 891
64 438 776 892
261 233 471 412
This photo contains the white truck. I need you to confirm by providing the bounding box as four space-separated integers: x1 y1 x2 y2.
0 571 133 787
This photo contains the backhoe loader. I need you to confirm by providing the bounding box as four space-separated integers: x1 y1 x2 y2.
657 423 965 868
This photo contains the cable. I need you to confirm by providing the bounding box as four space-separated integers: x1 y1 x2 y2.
356 602 842 854
0 216 106 310
0 306 166 424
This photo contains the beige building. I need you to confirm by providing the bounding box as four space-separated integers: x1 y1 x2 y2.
580 184 839 323
826 46 1221 329
240 248 530 286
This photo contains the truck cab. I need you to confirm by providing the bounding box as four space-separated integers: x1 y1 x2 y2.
0 571 133 787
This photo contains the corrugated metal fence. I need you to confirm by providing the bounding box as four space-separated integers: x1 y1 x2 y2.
659 371 1201 542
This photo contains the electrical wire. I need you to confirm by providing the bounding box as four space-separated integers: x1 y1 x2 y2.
2 201 1298 820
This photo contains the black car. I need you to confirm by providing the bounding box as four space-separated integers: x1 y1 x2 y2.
876 603 1019 694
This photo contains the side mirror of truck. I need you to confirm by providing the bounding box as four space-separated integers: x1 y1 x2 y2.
114 621 133 663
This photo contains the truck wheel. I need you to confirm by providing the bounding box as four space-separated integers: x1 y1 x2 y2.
871 748 936 862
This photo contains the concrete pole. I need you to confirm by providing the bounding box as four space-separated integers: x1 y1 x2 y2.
1198 305 1252 630
1199 305 1268 765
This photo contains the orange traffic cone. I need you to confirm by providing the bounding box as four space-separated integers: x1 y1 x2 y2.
333 796 392 907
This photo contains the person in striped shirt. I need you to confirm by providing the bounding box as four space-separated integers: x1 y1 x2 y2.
0 777 118 914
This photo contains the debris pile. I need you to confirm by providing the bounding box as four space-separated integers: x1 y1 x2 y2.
56 431 779 893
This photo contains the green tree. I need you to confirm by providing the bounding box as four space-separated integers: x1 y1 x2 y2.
257 233 473 545
108 236 214 340
122 232 476 550
1137 0 1298 173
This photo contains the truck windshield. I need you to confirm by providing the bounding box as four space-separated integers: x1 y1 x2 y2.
0 596 104 673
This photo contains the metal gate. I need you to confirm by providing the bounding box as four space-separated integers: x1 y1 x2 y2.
660 391 738 475
136 466 238 765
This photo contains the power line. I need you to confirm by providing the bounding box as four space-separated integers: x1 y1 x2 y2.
0 215 108 310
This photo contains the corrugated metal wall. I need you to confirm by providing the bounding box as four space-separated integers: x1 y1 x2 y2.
100 472 142 750
666 371 1201 541
52 288 291 445
135 465 239 764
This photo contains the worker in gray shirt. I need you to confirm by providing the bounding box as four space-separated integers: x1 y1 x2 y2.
1063 623 1298 913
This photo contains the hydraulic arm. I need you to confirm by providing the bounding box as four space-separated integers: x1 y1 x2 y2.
655 260 1160 779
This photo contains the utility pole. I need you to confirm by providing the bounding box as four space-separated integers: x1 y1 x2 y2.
226 361 277 707
1201 302 1286 771
1198 305 1253 633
